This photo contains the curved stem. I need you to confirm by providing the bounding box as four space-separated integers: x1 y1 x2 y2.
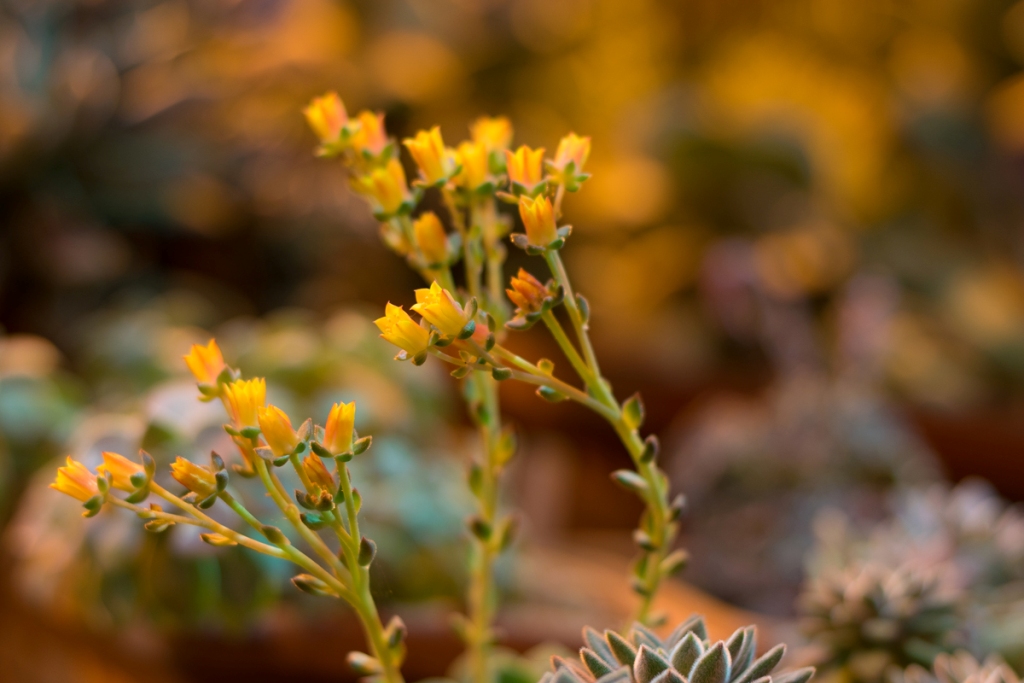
545 250 601 375
540 311 590 382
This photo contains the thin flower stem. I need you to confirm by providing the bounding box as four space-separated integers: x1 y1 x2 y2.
538 250 678 625
219 490 264 532
540 310 590 382
544 250 601 375
466 370 501 683
253 459 352 583
444 188 482 300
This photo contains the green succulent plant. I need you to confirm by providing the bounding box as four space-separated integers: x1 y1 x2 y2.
799 564 961 683
890 651 1020 683
541 615 815 683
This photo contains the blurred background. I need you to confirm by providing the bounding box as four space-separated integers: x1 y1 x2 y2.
1 0 1024 681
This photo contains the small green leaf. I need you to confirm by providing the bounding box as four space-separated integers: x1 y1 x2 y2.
606 630 637 666
536 386 567 403
576 293 590 326
200 533 237 547
358 536 377 566
492 366 513 381
386 616 407 649
352 435 372 455
640 435 660 463
660 549 689 577
670 631 704 676
690 642 730 683
582 649 615 678
347 652 383 676
537 358 556 375
291 573 331 596
611 470 649 496
261 525 289 545
467 463 484 497
634 645 670 683
733 645 785 683
622 393 645 431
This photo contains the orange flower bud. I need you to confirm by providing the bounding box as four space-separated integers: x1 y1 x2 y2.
507 269 549 314
184 339 225 386
350 111 389 157
258 405 299 456
304 92 348 144
552 133 591 173
454 141 490 190
505 145 546 191
404 127 455 185
518 195 558 248
98 451 143 492
224 378 266 429
302 455 335 491
352 158 412 216
375 303 432 358
323 401 356 455
471 116 513 152
170 456 218 498
413 212 450 265
51 457 99 502
412 281 470 337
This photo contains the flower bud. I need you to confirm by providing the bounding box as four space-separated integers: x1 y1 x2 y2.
302 455 335 491
518 195 558 248
184 339 225 386
258 405 299 457
507 269 549 314
170 456 218 499
98 451 143 492
454 141 490 190
552 133 591 173
303 92 348 144
471 116 513 152
50 457 99 502
352 158 411 216
403 127 456 185
505 145 545 192
374 303 431 358
323 401 356 455
350 110 389 157
413 212 449 265
224 378 267 429
412 281 470 337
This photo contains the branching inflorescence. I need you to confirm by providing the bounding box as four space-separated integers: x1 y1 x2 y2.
304 93 686 680
51 341 408 683
51 96 690 683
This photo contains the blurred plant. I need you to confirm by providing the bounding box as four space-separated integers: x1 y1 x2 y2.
673 247 940 615
890 651 1021 683
307 94 685 682
807 480 1024 673
798 562 961 683
49 340 411 683
541 614 814 683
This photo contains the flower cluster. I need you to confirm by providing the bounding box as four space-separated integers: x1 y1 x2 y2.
52 339 403 683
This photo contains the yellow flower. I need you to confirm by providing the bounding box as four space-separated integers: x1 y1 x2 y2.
403 127 455 185
374 303 432 357
412 281 470 337
302 455 335 491
350 110 389 157
98 451 143 492
51 456 98 502
507 269 549 314
454 141 490 190
471 116 513 152
518 194 558 248
506 145 546 191
224 378 267 429
414 212 449 265
323 401 356 455
352 158 411 215
553 133 591 172
170 456 218 498
184 339 225 385
258 405 299 456
304 92 348 144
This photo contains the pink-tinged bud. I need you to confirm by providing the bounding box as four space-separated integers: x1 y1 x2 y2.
507 269 549 314
170 457 218 498
350 111 389 157
552 133 591 173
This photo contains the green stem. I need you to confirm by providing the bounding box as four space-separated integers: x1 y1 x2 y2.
466 370 501 683
540 310 590 382
545 250 601 375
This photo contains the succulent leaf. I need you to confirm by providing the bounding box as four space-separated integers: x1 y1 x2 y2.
691 642 731 683
634 646 671 683
670 632 705 676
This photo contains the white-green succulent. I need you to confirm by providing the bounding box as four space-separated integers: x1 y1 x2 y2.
541 615 814 683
